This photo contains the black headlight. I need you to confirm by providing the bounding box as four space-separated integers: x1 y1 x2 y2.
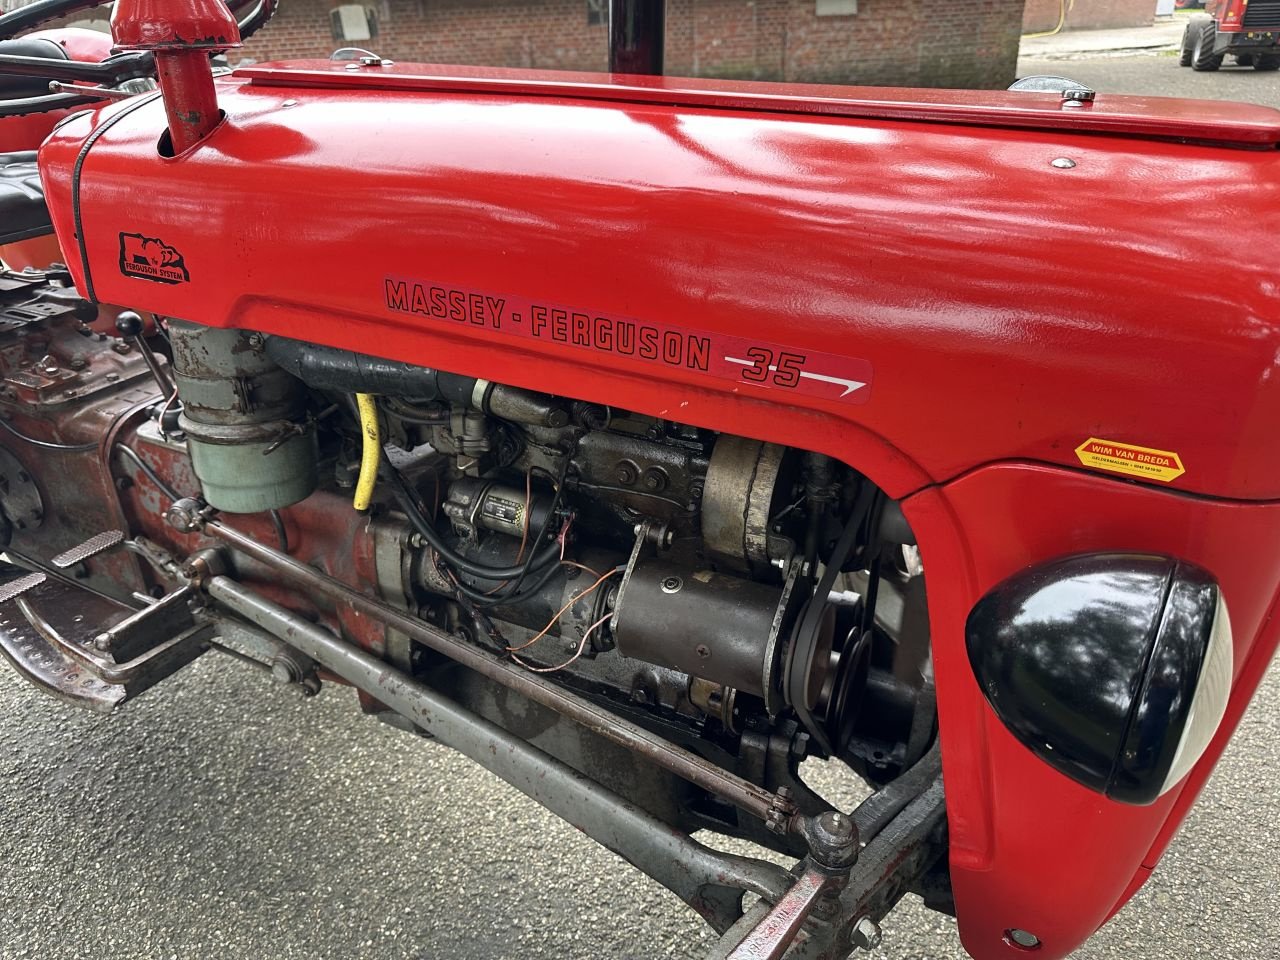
966 553 1232 805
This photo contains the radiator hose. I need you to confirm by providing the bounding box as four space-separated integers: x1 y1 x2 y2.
264 336 476 402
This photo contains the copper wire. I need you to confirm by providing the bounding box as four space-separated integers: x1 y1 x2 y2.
505 568 617 653
510 613 613 674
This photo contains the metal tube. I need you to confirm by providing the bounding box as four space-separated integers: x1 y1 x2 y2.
200 518 786 824
205 574 793 919
155 51 222 153
608 0 665 75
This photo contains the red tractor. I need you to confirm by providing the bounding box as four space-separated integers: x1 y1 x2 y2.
2 0 1280 958
1181 0 1280 70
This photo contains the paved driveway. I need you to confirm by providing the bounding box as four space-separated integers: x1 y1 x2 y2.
4 50 1280 960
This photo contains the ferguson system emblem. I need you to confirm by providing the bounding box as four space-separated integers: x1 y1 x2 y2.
118 232 189 284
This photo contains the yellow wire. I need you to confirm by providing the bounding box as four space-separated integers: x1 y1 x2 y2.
353 392 380 512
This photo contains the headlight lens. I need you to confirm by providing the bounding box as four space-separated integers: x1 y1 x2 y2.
967 554 1231 805
1160 592 1233 794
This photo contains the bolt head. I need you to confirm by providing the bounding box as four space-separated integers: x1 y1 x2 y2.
1005 929 1041 950
164 498 204 533
851 917 882 951
271 659 301 685
817 810 855 841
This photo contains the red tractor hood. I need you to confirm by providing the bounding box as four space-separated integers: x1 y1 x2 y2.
38 63 1280 500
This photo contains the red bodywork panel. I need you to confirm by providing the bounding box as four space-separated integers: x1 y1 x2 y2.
1211 0 1246 32
36 65 1280 959
0 28 113 269
0 28 114 153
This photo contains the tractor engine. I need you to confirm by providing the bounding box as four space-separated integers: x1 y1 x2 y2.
0 264 935 850
13 1 1276 955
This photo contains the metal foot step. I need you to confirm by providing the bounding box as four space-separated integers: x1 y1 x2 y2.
49 529 125 569
0 572 45 604
0 574 210 713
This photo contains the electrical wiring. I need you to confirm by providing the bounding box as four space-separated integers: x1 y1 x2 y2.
434 551 508 648
370 394 575 609
463 552 565 609
560 559 604 580
510 612 614 674
506 567 618 653
489 462 569 601
156 384 180 442
382 449 562 582
482 468 534 596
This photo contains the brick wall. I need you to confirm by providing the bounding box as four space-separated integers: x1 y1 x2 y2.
1023 0 1155 32
236 0 1026 90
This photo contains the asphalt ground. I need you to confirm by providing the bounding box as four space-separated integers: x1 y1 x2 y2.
4 55 1280 960
1017 50 1280 109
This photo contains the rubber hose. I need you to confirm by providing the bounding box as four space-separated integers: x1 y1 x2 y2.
265 335 474 402
353 393 380 512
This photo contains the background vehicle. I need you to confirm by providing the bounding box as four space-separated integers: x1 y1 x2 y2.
1181 0 1280 70
2 1 1278 959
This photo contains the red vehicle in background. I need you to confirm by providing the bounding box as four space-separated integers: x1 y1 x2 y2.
1181 0 1280 69
2 1 1280 959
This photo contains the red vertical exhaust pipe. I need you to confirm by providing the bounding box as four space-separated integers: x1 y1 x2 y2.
110 0 241 154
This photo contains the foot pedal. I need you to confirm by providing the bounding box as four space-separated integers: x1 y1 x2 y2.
50 529 125 569
0 572 45 604
0 576 209 713
0 579 126 712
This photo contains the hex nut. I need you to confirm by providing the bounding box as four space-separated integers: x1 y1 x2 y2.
851 917 882 951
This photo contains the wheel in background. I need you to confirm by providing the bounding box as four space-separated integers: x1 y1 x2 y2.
1180 24 1197 66
1254 54 1280 70
1191 20 1224 71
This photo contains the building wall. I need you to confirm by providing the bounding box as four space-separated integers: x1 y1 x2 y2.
1022 0 1155 33
236 0 1026 90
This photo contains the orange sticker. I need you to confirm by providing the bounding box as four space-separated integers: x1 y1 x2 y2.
1074 438 1185 483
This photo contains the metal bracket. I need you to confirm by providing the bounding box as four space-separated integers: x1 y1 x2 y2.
92 582 199 660
709 751 946 959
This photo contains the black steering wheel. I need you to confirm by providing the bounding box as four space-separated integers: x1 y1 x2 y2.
0 0 278 117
